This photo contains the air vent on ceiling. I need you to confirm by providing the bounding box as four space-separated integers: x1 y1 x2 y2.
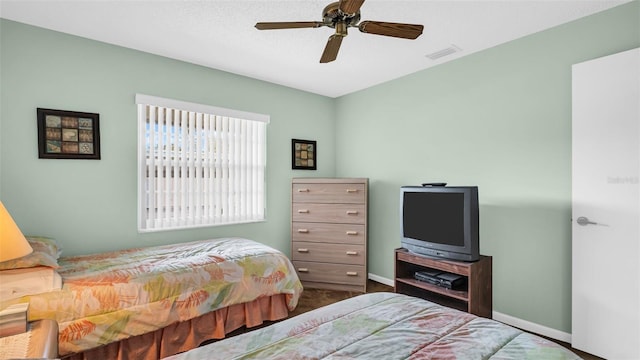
425 45 461 60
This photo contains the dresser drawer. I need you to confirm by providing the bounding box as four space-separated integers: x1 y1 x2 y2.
293 183 366 204
292 222 365 244
292 241 365 265
293 261 365 286
292 203 366 224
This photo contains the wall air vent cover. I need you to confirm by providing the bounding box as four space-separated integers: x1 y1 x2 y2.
425 45 461 60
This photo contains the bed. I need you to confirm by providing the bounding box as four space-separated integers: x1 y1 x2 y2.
166 292 581 360
0 236 302 359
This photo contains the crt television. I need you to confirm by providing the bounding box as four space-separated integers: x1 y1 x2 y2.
400 185 479 262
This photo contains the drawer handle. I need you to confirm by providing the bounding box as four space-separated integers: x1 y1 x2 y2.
297 248 309 253
346 271 358 276
346 251 358 255
298 209 309 214
297 229 309 233
346 189 359 193
346 210 359 215
297 188 310 192
346 231 358 235
298 268 309 273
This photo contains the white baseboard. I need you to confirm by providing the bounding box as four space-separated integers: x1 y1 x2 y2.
492 311 572 344
367 273 572 344
368 273 394 287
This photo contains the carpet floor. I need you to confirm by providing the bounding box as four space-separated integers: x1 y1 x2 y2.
288 280 392 317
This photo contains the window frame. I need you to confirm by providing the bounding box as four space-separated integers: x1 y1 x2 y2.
135 94 269 232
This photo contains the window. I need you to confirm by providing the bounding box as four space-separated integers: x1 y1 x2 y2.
136 94 269 232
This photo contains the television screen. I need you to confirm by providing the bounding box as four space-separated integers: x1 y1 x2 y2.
402 192 465 247
400 185 479 262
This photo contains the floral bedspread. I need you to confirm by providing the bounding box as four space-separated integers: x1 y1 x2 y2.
6 237 302 355
166 292 581 360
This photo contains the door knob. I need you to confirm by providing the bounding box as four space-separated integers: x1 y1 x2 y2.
576 216 597 226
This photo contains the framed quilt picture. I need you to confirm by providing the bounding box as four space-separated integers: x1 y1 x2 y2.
37 108 101 160
292 139 316 170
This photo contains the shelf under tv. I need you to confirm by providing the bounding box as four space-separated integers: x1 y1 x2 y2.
394 248 492 317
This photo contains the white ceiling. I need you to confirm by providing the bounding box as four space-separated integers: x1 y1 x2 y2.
0 0 629 98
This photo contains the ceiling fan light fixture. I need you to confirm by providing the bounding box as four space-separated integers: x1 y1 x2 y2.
335 22 348 36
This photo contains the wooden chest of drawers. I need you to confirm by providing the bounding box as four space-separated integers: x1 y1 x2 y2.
291 178 368 292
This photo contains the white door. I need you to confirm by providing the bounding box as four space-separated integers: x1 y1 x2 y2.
572 48 639 359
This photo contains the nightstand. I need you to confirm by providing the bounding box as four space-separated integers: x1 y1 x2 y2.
0 319 58 359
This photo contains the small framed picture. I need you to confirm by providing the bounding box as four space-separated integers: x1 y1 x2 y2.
292 139 316 170
37 108 100 160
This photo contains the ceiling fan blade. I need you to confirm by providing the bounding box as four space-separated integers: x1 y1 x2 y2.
339 0 365 14
255 21 323 30
358 21 424 39
320 34 344 63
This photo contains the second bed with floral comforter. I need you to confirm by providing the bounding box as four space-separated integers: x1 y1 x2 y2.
166 292 581 360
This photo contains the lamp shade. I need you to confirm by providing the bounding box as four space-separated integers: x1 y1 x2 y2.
0 201 33 262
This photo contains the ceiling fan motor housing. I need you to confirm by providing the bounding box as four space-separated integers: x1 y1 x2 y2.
322 2 361 30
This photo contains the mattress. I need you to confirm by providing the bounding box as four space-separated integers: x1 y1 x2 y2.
0 266 62 302
165 292 581 359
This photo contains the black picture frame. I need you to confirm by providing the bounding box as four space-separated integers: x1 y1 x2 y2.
37 108 101 160
292 139 316 170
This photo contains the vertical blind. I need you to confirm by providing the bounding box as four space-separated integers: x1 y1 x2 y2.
136 94 269 232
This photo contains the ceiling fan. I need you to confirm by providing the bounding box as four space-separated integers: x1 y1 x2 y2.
255 0 424 63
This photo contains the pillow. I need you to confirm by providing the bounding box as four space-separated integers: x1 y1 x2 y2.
25 236 62 259
0 236 61 270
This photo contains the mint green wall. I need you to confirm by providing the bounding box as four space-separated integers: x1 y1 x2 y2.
0 19 335 256
335 2 639 333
